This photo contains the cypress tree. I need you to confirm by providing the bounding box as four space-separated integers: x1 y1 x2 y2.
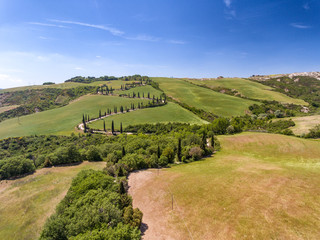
120 122 123 133
177 138 182 162
119 181 126 194
143 92 145 98
111 120 114 134
122 146 126 156
201 132 207 150
99 110 101 118
138 92 140 98
103 121 106 132
148 92 150 98
211 135 215 151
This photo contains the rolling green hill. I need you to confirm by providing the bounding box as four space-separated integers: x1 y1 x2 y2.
88 102 207 130
186 78 307 105
0 95 151 138
0 80 135 93
152 77 258 117
114 85 163 98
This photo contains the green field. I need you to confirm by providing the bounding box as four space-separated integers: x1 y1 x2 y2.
0 80 136 93
0 95 151 139
152 77 258 117
88 102 207 130
114 85 162 98
187 78 307 105
133 133 320 239
0 161 105 240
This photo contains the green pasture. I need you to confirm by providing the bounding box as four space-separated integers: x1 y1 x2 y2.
187 78 307 105
0 95 150 139
88 102 207 130
152 77 258 117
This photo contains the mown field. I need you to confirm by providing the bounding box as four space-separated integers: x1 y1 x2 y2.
0 80 135 93
186 78 307 105
88 102 207 130
152 77 258 117
0 95 151 138
130 133 320 239
0 161 105 240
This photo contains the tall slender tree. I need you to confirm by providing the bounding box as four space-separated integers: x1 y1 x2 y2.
177 138 182 162
103 120 106 132
120 122 123 133
211 135 215 151
111 120 115 134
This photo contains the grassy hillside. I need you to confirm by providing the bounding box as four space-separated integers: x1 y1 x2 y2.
152 77 258 117
286 115 320 135
187 78 307 105
132 133 320 239
0 80 135 93
88 102 207 130
0 95 151 139
114 85 162 98
0 161 105 240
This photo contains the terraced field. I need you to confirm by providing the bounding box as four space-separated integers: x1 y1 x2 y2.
129 133 320 239
0 95 151 138
187 78 307 105
88 102 207 131
152 77 258 117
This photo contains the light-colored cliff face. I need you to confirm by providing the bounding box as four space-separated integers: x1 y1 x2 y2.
250 71 320 81
288 71 320 80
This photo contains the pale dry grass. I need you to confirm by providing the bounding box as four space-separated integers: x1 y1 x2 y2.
129 133 320 240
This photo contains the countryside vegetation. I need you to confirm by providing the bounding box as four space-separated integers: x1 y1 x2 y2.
0 74 320 239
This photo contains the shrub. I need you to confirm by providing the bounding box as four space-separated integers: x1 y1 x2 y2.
86 146 103 162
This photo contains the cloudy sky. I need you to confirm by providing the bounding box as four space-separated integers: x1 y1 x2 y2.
0 0 319 88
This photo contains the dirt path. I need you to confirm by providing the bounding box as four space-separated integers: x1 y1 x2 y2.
128 169 188 240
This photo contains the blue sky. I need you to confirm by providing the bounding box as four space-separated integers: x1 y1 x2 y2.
0 0 319 88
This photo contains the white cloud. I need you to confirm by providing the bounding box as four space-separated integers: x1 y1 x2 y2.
167 40 186 44
49 19 124 36
290 23 311 29
28 22 68 28
223 0 232 8
0 74 24 86
125 34 160 42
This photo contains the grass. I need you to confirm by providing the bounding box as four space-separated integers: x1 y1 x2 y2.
0 80 136 93
0 95 151 139
152 77 259 117
136 133 320 239
283 115 320 135
0 161 105 240
88 102 207 130
186 78 307 105
0 105 19 113
114 85 162 99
